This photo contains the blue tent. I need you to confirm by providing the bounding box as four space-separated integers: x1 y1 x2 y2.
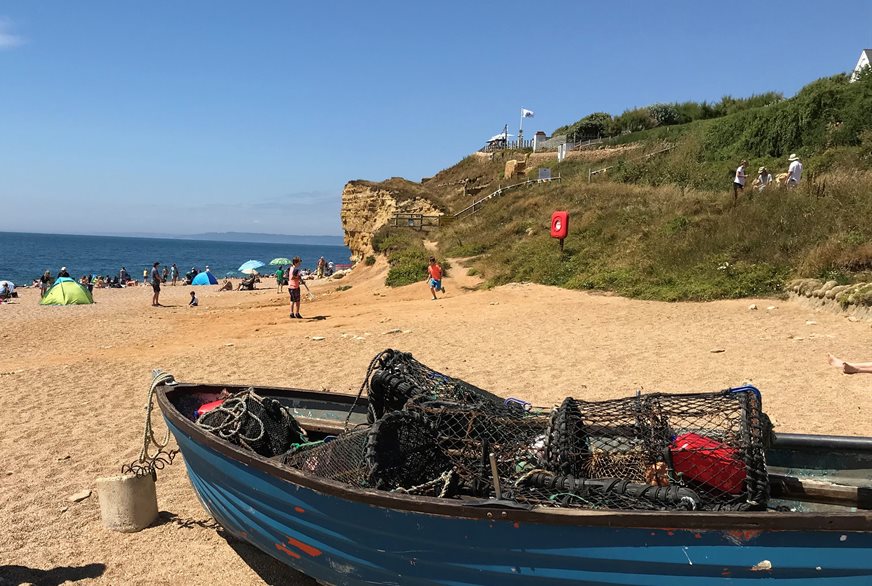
191 271 218 285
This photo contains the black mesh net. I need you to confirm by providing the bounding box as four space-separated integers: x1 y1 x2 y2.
283 350 770 511
196 389 307 458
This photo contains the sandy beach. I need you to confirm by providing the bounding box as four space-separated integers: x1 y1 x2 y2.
3 259 872 585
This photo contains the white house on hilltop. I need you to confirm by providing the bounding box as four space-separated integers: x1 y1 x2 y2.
851 49 872 82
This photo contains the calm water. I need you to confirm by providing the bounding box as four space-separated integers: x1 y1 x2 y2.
0 232 351 285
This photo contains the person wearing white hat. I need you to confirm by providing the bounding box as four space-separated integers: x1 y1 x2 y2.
752 166 772 192
786 153 802 188
58 266 70 278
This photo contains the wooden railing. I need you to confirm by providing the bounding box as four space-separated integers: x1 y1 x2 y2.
453 174 562 220
588 145 676 181
388 213 442 231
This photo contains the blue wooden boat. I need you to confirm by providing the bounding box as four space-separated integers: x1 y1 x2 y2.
157 382 872 585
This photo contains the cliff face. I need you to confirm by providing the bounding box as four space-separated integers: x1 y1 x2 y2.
341 180 442 261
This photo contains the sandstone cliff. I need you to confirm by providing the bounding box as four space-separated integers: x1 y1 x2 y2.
341 179 443 261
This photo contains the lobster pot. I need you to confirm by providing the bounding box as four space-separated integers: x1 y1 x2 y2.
283 429 370 486
404 400 549 493
366 350 517 422
542 388 769 510
196 389 306 458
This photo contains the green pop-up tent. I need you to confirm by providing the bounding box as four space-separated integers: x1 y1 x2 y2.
40 277 94 305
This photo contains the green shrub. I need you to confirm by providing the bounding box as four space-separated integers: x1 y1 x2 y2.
364 255 376 266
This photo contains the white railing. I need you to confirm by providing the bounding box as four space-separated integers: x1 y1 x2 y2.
453 175 562 219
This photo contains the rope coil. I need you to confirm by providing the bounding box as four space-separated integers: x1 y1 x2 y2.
122 370 179 478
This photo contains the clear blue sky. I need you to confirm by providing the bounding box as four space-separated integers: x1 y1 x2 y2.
1 1 870 236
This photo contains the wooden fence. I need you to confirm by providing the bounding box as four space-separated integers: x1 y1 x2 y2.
588 145 676 181
453 175 562 220
388 213 442 231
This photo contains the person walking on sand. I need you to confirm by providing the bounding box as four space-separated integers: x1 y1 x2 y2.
288 256 311 319
426 256 445 300
275 265 285 293
150 262 163 307
171 263 179 286
732 160 748 203
785 153 803 188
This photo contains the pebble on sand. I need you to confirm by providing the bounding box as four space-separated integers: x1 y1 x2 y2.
309 336 326 341
710 348 726 353
68 489 92 503
748 304 757 310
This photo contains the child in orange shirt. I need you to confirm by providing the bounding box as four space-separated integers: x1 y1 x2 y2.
427 257 445 300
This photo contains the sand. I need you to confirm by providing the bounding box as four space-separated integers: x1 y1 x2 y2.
3 259 872 585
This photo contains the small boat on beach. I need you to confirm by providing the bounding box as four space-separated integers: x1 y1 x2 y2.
156 350 872 585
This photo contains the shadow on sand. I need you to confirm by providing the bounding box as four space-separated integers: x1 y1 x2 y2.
0 563 106 585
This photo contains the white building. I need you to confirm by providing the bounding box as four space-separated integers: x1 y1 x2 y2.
851 49 872 82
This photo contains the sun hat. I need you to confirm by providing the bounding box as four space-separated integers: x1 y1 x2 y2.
758 166 766 173
788 153 799 161
61 266 67 271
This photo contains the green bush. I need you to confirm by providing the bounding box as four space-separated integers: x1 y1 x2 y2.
364 255 376 266
374 227 432 287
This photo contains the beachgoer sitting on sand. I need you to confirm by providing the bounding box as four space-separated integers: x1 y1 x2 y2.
189 291 198 306
828 353 872 374
0 282 9 301
237 275 258 290
218 279 232 291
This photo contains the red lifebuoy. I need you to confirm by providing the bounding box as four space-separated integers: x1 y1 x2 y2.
551 211 569 239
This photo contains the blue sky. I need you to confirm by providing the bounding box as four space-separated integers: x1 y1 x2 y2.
1 1 870 236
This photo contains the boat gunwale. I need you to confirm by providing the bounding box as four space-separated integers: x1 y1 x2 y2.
157 382 872 532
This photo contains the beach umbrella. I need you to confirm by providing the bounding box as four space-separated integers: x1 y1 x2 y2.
0 280 14 293
270 257 292 265
238 260 265 273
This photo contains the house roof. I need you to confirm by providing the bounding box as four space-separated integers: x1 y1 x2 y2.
852 50 872 80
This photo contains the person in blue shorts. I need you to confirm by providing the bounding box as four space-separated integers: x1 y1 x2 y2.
426 257 445 300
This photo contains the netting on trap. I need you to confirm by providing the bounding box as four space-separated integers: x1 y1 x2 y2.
364 349 522 423
534 387 770 510
196 389 307 458
285 349 770 512
282 411 454 492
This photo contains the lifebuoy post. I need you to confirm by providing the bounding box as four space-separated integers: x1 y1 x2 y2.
550 211 569 253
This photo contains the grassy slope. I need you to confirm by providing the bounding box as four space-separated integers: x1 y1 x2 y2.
369 72 872 298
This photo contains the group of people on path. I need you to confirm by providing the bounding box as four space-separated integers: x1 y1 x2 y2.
732 153 803 203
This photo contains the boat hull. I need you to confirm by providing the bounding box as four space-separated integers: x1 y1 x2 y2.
167 415 872 585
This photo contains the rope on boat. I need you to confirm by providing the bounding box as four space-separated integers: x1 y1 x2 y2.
392 469 457 498
122 370 179 478
196 390 266 450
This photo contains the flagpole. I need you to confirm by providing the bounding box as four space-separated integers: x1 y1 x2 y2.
518 109 524 149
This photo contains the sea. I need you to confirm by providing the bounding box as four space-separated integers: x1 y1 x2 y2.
0 231 351 286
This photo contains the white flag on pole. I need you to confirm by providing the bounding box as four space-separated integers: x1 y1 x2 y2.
521 108 535 118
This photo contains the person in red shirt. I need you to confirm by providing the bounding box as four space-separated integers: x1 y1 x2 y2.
426 256 445 300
